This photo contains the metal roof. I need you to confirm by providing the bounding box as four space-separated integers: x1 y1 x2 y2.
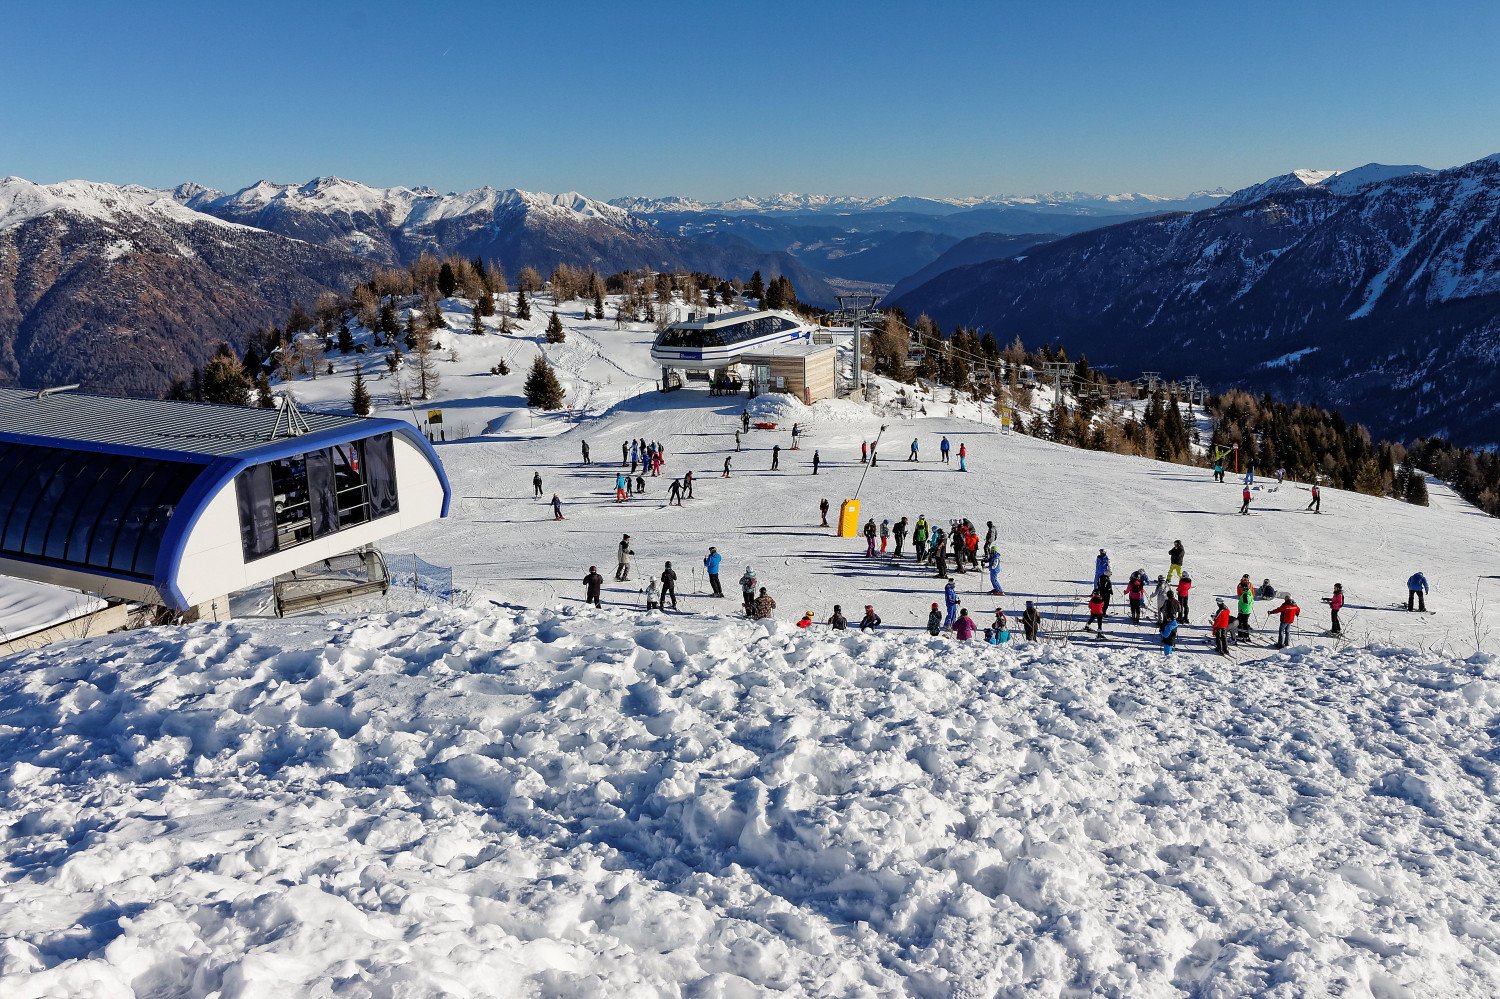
738 343 836 360
668 308 783 331
0 388 374 460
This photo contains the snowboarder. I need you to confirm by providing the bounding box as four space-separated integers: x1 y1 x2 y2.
957 442 968 472
659 562 678 610
1022 601 1041 641
1239 486 1252 515
722 456 732 478
943 580 960 628
1086 590 1106 636
1307 483 1321 513
739 567 757 615
583 566 603 608
812 450 820 475
1212 599 1232 655
771 445 780 471
668 478 683 505
1094 549 1111 586
752 587 776 620
859 605 882 631
954 609 977 641
1126 572 1145 624
893 516 909 558
820 497 830 527
615 535 634 581
909 438 919 461
879 518 890 553
987 548 1003 595
1160 616 1179 655
927 603 943 636
704 547 723 597
1270 595 1300 648
533 471 543 498
1325 583 1344 634
1407 572 1429 612
940 436 950 463
1166 541 1185 584
581 440 590 464
828 605 848 630
551 493 564 520
1176 574 1192 624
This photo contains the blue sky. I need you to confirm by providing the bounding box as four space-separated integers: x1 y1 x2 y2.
3 0 1498 199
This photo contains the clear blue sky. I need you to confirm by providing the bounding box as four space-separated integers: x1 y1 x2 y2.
3 0 1498 199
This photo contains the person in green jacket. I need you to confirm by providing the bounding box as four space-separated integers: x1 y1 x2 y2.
913 516 930 562
1236 579 1255 644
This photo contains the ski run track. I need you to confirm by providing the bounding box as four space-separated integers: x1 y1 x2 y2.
2 297 1499 997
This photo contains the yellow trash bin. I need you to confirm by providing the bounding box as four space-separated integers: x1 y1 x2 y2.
837 498 861 538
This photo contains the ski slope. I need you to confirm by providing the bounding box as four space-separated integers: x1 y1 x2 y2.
4 299 1500 996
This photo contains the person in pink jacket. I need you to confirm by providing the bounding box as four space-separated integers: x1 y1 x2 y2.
954 609 977 641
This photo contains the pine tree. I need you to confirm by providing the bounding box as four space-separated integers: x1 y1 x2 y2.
524 355 565 409
1404 465 1430 506
516 287 532 321
438 261 457 298
749 270 765 305
1354 458 1384 496
337 322 354 354
256 372 274 408
545 312 566 343
470 301 484 336
594 287 605 320
350 365 372 415
201 345 251 405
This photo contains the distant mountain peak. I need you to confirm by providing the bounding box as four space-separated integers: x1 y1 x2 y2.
1222 163 1439 207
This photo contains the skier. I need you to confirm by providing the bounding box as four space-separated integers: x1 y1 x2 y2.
1270 595 1300 648
859 605 882 631
739 567 757 615
913 516 930 562
893 516 909 558
583 566 603 608
1236 576 1255 643
987 548 1003 595
741 409 750 433
1126 572 1145 624
636 474 645 495
722 456 732 478
909 438 919 461
1307 483 1321 513
1086 590 1106 636
683 470 694 498
990 607 1009 643
704 547 723 597
533 471 543 498
659 562 678 610
668 478 683 505
879 518 891 554
1239 486 1252 515
828 605 848 630
790 424 800 450
931 526 948 577
645 579 659 612
581 440 590 464
957 442 968 472
1212 599 1232 656
771 445 780 471
552 493 564 520
751 587 776 620
943 580 960 629
864 518 877 557
861 441 868 464
735 431 742 452
927 602 943 636
615 472 628 503
984 520 997 554
615 535 634 581
940 436 951 463
1021 600 1041 641
1325 583 1344 634
812 450 820 475
820 497 830 527
1176 573 1192 624
1094 549 1111 586
1166 541 1185 584
1160 616 1179 655
954 609 977 641
869 442 878 467
965 524 980 568
1407 572 1429 612
951 526 967 574
1213 459 1224 483
1153 574 1169 624
1097 573 1114 616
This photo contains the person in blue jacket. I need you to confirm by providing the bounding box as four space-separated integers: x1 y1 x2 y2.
943 579 960 629
908 438 919 461
1407 572 1429 612
1160 616 1179 655
939 436 951 463
703 547 723 597
987 548 1003 596
1094 549 1111 586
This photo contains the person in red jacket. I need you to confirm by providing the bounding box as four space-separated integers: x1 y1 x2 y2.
1240 486 1252 515
1176 574 1193 623
1325 583 1344 634
954 609 977 641
1212 599 1233 656
1126 572 1146 624
1086 590 1106 637
1270 595 1300 648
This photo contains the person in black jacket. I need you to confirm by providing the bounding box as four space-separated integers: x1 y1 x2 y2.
1097 573 1114 616
859 605 882 631
583 566 603 608
1167 541 1185 583
659 562 678 610
827 605 847 630
533 471 543 498
771 445 780 470
1022 601 1041 641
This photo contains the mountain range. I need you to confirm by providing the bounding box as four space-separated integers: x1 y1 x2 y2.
888 155 1500 445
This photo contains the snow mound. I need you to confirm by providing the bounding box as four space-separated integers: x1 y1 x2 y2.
3 606 1498 995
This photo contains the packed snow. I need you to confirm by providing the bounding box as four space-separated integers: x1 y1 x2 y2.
5 298 1500 995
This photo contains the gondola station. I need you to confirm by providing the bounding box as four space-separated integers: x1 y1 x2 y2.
0 388 449 637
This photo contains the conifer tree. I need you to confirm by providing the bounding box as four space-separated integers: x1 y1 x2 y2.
350 365 372 416
524 355 565 409
438 261 457 298
471 301 484 336
545 312 566 343
594 287 605 319
256 372 274 408
1405 468 1430 506
201 345 251 405
749 271 765 305
516 287 532 321
337 322 354 354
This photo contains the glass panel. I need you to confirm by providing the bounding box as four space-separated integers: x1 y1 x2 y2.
128 463 201 576
236 464 277 560
0 443 38 545
104 464 167 572
270 454 313 549
25 450 93 557
63 458 136 564
306 448 339 538
361 434 399 518
330 443 370 529
3 449 69 552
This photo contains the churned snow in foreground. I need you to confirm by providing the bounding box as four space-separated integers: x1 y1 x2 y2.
2 605 1499 996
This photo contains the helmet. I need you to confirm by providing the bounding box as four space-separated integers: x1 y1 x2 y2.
931 602 939 609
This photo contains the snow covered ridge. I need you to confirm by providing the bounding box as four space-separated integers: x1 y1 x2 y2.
1220 162 1441 208
0 176 247 232
612 188 1235 215
3 605 1499 995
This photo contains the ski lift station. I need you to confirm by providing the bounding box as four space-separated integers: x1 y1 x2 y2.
0 388 449 635
651 308 837 402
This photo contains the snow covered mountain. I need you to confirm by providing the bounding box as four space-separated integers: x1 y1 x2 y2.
889 153 1500 444
0 176 368 397
1221 163 1437 207
615 188 1232 217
